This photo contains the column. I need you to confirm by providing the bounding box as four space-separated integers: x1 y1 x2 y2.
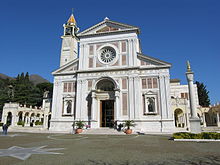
186 68 197 118
91 92 96 121
186 61 201 133
12 113 17 127
115 90 120 120
217 113 220 127
202 112 207 127
3 115 7 124
22 115 25 123
43 115 48 129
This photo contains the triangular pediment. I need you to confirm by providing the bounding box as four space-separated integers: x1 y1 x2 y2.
137 53 171 68
52 58 79 75
78 18 139 37
144 91 157 95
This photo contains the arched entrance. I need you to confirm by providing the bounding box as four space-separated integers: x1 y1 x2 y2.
96 78 116 128
6 112 12 125
174 109 185 128
48 114 51 129
30 113 35 127
18 111 23 122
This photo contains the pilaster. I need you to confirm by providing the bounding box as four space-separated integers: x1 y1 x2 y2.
79 43 85 70
159 75 167 118
81 79 87 120
128 76 134 119
132 39 137 66
128 39 133 67
133 76 140 119
75 79 83 120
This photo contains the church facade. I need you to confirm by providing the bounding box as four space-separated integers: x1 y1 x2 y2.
49 14 176 133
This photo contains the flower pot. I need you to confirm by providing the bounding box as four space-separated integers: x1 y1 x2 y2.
125 129 132 134
75 128 83 134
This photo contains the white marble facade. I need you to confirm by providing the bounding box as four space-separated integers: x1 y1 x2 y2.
49 15 175 133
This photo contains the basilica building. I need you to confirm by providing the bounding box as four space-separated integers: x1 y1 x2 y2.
49 14 198 133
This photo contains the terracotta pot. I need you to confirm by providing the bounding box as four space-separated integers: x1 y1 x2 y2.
75 128 83 134
125 129 132 134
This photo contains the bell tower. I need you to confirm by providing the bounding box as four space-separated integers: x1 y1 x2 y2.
60 13 79 67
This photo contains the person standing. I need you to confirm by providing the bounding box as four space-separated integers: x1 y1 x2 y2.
2 124 8 135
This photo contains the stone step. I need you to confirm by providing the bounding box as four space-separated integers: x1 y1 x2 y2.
202 127 220 132
8 126 48 133
81 128 125 135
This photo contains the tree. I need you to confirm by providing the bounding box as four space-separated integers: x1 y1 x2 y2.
195 81 210 107
25 72 29 82
0 73 53 118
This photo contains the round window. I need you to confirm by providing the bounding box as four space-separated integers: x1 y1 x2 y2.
99 46 116 64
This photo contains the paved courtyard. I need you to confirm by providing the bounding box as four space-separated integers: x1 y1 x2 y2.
0 133 220 165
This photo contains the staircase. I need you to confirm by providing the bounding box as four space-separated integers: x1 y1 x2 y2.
8 126 49 133
81 128 125 135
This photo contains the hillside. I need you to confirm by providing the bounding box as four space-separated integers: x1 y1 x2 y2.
0 73 49 85
0 73 14 80
29 74 49 85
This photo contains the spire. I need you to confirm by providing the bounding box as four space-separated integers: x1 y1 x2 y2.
67 9 76 25
187 60 191 72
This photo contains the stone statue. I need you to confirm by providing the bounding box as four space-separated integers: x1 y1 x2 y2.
43 91 49 98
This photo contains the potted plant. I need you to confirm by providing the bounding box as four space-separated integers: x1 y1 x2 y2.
74 121 85 134
124 120 135 134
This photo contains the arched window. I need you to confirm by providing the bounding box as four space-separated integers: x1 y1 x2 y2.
66 101 72 114
147 97 155 112
7 112 12 125
143 92 158 115
96 79 115 91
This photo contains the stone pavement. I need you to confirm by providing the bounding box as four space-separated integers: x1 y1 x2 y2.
0 133 220 165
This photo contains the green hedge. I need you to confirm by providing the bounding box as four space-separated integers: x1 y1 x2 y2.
0 123 3 127
173 132 220 139
17 121 25 126
35 121 43 125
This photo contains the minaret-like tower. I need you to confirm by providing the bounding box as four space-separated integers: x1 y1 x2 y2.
60 13 79 67
186 61 201 133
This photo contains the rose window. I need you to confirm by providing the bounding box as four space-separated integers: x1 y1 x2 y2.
99 47 116 64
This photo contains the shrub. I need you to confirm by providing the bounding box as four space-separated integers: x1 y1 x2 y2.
173 132 196 139
17 121 25 126
35 121 43 125
173 132 220 139
0 123 3 127
123 120 135 129
74 121 85 129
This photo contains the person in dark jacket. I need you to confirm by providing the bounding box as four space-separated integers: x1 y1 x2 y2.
2 124 8 135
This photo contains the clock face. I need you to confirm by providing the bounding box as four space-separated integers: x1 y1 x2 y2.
65 27 72 35
99 47 116 64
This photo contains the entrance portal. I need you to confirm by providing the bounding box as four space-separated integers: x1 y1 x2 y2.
100 100 114 127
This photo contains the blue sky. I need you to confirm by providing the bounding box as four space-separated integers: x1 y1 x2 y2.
0 0 219 104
